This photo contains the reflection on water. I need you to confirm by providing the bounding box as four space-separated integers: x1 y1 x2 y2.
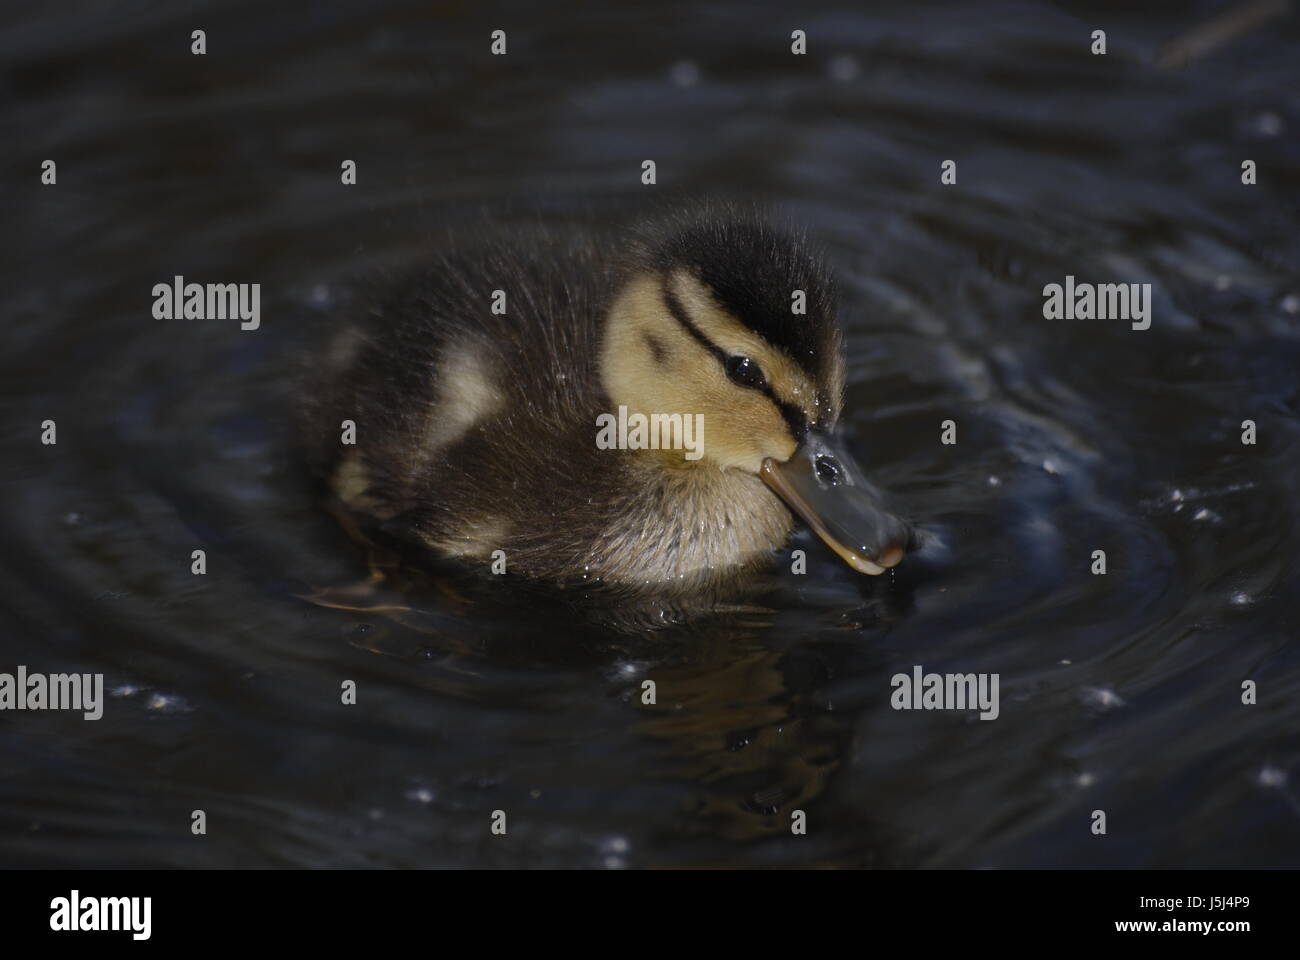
2 0 1299 867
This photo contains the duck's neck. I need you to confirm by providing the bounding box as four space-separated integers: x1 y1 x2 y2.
592 457 794 589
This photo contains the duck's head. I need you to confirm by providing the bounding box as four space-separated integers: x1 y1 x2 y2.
600 216 911 575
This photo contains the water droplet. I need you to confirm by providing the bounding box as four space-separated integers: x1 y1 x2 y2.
1255 111 1283 137
668 60 700 87
1082 686 1125 710
146 693 187 713
1257 766 1286 789
828 54 860 82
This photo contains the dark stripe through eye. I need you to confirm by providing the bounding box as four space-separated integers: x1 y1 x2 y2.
663 282 810 442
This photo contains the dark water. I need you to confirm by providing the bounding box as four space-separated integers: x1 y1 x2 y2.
2 0 1299 867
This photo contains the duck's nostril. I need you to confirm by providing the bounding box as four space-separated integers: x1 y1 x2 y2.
814 454 842 485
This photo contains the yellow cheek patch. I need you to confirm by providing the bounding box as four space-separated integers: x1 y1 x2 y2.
600 274 685 409
599 269 836 472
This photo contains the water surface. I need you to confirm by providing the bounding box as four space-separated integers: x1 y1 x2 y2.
2 0 1298 867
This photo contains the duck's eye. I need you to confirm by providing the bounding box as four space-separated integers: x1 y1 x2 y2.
725 355 766 390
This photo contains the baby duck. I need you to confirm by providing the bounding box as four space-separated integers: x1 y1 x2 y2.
305 212 910 596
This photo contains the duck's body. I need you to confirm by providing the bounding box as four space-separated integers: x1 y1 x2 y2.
305 213 908 596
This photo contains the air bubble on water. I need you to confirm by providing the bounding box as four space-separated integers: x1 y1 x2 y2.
1192 507 1220 523
111 684 140 698
1041 459 1059 475
1076 772 1096 788
828 54 860 82
404 787 435 804
1256 766 1286 789
1229 591 1253 607
1082 686 1125 710
1281 293 1299 315
601 835 630 855
600 842 628 866
987 475 1001 487
1059 659 1072 665
146 693 188 713
1213 274 1231 291
668 60 700 87
1255 111 1283 137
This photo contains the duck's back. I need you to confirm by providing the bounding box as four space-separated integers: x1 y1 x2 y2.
303 226 638 570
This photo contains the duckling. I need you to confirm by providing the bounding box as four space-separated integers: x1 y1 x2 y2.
304 211 911 597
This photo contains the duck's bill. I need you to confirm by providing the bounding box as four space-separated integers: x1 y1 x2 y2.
760 432 910 576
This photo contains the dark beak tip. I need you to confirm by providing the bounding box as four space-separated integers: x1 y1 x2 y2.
875 543 906 569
